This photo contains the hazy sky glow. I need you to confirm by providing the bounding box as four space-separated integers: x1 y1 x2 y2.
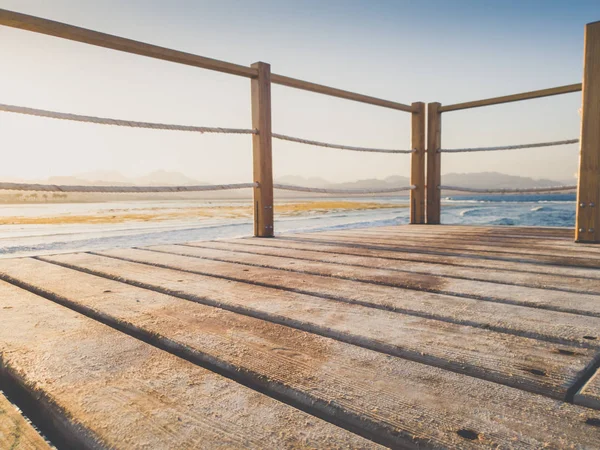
0 0 599 183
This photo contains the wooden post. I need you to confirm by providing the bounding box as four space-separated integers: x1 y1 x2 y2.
426 102 442 224
576 21 600 243
410 102 426 223
251 62 274 237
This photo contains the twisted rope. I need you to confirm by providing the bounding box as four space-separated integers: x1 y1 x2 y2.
273 183 415 194
439 185 576 193
0 103 257 135
0 103 411 154
272 133 413 154
440 139 579 153
0 182 257 193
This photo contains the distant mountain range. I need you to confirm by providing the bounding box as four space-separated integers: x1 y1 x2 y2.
3 170 574 203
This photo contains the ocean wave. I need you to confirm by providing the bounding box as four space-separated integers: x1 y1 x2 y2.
459 209 478 217
530 206 546 212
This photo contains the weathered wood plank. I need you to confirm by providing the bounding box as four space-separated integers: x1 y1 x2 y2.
354 227 600 254
0 279 378 449
575 368 600 410
197 239 600 295
233 236 600 280
251 61 274 237
410 102 426 224
300 230 600 263
175 242 600 318
576 20 600 242
347 228 600 258
4 259 600 448
32 251 598 400
287 232 600 268
439 83 582 112
364 224 575 241
0 392 50 449
398 224 574 239
426 102 442 224
121 244 600 346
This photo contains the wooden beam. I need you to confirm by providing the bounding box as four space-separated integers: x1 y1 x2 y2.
251 62 274 237
426 102 442 224
0 9 413 111
0 8 258 78
576 21 600 243
440 83 582 113
270 74 414 112
410 102 426 223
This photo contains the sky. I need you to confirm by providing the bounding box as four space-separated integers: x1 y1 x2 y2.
0 0 598 184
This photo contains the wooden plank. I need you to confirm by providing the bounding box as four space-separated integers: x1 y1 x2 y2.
576 20 600 243
128 243 600 346
251 62 274 237
303 229 600 260
0 9 257 78
290 232 600 268
575 368 600 410
439 83 582 112
148 242 600 319
0 10 414 112
193 239 600 295
410 102 426 224
339 229 600 259
270 73 414 112
426 102 441 223
396 224 573 239
3 260 600 448
34 251 598 400
235 235 600 280
351 226 595 251
0 392 50 449
0 279 376 449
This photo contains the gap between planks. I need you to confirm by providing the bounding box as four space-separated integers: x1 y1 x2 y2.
16 252 600 401
1 257 600 448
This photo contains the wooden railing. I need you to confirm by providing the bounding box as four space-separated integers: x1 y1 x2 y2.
0 8 424 238
427 20 600 243
1 9 599 242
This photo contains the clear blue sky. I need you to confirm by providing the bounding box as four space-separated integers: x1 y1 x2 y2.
0 0 598 183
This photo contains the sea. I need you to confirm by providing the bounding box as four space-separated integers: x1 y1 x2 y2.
0 193 576 258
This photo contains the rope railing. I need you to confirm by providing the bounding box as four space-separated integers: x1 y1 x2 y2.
0 103 257 135
272 133 413 154
0 182 257 193
0 103 411 154
440 138 579 153
0 181 415 195
274 184 415 194
439 185 576 194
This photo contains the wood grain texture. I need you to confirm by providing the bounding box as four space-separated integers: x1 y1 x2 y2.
251 62 274 237
576 21 600 242
209 238 600 294
440 83 582 112
4 259 600 448
320 229 600 261
426 102 441 224
575 368 600 410
270 73 413 111
135 243 600 347
0 279 377 449
289 231 600 269
0 9 257 78
0 392 50 450
410 102 426 224
235 234 600 280
200 237 600 317
32 251 598 400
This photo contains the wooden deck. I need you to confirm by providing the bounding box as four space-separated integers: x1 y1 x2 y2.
1 225 600 448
